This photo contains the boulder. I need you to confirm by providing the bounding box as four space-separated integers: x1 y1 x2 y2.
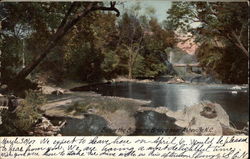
166 77 185 84
166 101 234 135
97 109 136 136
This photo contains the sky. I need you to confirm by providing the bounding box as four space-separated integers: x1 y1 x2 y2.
117 1 172 23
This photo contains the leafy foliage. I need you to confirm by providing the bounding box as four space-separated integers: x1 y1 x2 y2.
1 90 45 135
166 2 248 83
101 50 120 80
196 38 248 83
1 2 176 87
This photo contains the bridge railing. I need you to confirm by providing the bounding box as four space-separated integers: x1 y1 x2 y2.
173 63 200 67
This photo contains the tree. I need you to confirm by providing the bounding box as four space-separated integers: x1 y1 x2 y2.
1 2 120 89
1 2 178 89
166 2 248 57
117 9 145 79
196 37 248 84
62 11 118 81
141 18 176 78
116 8 177 79
166 2 248 84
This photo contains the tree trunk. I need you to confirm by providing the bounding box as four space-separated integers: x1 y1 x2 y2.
14 25 70 80
231 31 249 57
128 66 132 79
128 49 133 79
12 2 120 82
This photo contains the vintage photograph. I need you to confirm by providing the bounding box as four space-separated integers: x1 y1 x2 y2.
0 0 248 137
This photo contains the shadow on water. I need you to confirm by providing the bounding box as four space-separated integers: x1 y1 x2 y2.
132 111 184 136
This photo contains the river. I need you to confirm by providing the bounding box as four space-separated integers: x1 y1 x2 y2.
74 82 248 129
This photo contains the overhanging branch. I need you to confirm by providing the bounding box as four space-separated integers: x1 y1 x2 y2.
58 2 78 31
91 2 120 17
14 2 120 81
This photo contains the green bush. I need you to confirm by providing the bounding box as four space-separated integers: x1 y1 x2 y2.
0 90 46 135
101 50 120 80
66 101 90 114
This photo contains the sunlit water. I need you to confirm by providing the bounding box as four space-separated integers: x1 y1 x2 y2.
77 82 248 129
1 82 248 136
47 82 249 135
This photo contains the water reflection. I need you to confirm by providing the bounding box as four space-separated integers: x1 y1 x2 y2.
157 85 201 111
74 82 248 128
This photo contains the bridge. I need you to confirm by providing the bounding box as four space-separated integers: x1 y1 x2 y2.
172 63 201 73
173 63 200 67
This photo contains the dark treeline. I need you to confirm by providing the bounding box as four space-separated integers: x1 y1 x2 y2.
0 2 176 89
166 2 248 84
0 2 248 92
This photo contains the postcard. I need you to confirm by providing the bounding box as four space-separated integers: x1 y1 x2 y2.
0 0 248 158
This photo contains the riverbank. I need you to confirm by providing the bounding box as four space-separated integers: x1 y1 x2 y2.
48 77 248 91
39 83 248 136
1 79 248 136
41 88 150 135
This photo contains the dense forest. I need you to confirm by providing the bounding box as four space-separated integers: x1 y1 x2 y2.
0 2 176 93
166 2 248 83
0 2 248 94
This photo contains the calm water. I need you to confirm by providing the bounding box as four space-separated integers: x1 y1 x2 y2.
75 82 249 129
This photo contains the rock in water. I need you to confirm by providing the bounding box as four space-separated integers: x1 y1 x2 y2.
166 101 236 135
166 77 185 84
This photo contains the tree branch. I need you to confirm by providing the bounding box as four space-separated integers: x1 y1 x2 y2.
231 31 249 57
91 2 120 17
57 2 78 31
195 8 248 57
14 2 120 81
238 23 245 41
